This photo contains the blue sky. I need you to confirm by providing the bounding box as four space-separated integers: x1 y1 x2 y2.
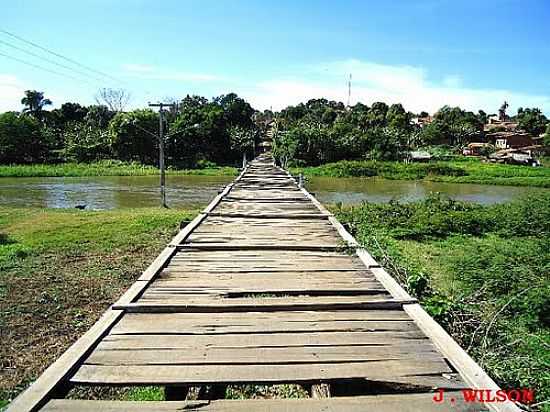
1 0 549 114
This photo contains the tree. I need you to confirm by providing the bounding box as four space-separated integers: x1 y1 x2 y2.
477 110 488 125
386 104 412 131
95 88 131 112
544 124 550 148
21 90 52 120
516 107 548 136
0 112 53 163
229 126 255 166
428 106 483 147
47 102 89 132
108 109 158 164
63 122 112 162
366 102 389 128
214 93 255 129
273 130 299 168
85 105 115 129
59 102 88 123
169 100 228 167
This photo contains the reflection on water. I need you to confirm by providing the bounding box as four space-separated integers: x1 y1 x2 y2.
0 175 233 209
307 176 547 206
0 175 546 210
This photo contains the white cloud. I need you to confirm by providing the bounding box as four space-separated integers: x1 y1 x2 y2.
240 59 550 115
122 63 221 82
0 74 25 112
442 75 462 88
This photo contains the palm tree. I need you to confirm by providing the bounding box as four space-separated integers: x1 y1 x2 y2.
21 90 52 119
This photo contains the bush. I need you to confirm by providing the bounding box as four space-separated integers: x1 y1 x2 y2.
334 193 550 404
0 112 54 163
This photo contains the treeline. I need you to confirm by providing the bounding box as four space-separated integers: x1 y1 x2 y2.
273 99 549 166
0 91 264 167
2 91 549 168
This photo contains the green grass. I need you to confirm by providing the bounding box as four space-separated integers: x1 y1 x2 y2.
333 194 550 409
0 160 238 178
0 207 198 405
295 159 550 187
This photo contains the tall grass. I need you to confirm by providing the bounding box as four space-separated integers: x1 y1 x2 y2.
296 159 550 187
334 193 550 408
0 160 238 178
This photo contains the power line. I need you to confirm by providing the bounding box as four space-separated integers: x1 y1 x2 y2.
0 29 125 85
0 50 98 86
0 38 108 85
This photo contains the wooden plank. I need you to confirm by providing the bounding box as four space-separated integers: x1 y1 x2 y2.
114 299 414 313
85 344 442 366
205 212 331 219
143 287 389 296
175 245 346 252
71 359 453 385
108 315 420 335
98 331 430 349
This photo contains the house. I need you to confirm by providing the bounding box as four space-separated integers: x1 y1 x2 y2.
488 148 541 166
411 115 433 128
462 142 492 156
483 119 519 133
409 150 432 162
485 131 534 149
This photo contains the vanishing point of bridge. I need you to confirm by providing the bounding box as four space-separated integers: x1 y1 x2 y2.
9 155 518 411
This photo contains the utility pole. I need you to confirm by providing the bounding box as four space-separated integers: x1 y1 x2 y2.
347 73 352 108
149 102 177 208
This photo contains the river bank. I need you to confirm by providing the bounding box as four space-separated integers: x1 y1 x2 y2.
334 193 550 408
0 207 197 406
295 159 550 188
0 160 238 178
2 159 549 188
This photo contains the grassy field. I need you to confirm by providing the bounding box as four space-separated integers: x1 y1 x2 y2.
333 194 550 410
0 207 198 407
295 159 550 188
0 160 238 178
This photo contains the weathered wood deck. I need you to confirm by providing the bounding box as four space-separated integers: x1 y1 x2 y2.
8 155 519 411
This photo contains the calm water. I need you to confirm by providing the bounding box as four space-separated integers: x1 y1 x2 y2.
0 175 233 209
309 177 547 205
0 175 546 210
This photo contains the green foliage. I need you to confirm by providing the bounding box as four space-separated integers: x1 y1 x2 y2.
297 159 550 187
124 387 164 401
20 90 52 120
274 100 490 166
0 112 54 163
517 107 548 136
421 106 483 146
229 125 255 153
0 160 238 177
108 109 159 164
62 122 112 162
334 194 550 403
166 94 256 168
1 91 256 168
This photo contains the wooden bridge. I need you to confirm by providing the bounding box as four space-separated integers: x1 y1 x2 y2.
9 155 518 411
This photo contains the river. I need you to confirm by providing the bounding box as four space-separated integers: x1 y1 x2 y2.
0 175 545 210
